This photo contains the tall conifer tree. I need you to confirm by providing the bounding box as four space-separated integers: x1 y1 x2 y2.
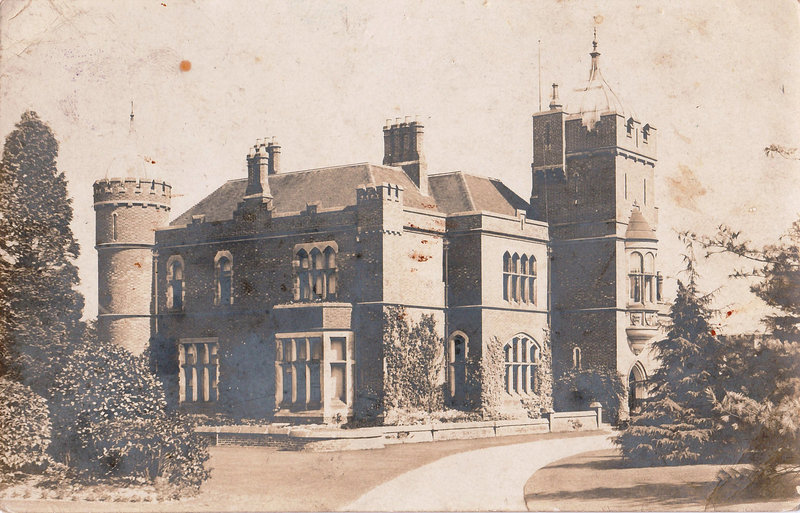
0 111 85 395
616 248 730 465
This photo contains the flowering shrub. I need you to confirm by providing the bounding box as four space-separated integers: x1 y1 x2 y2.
0 378 51 472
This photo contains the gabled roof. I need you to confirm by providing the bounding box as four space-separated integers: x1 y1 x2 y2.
428 171 529 216
170 163 435 226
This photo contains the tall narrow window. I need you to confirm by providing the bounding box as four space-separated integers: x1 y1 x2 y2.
214 251 233 305
166 255 184 311
643 179 647 205
179 339 219 403
297 249 310 300
520 256 528 304
624 174 628 199
573 347 582 369
111 213 118 241
544 124 551 148
504 335 540 395
447 333 467 404
644 253 656 303
629 252 644 303
626 117 634 137
528 257 537 305
502 252 511 301
511 253 519 300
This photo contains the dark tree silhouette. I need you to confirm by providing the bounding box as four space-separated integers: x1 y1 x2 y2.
0 111 85 396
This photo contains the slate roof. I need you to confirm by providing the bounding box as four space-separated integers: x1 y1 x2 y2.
171 163 434 226
428 171 529 216
170 164 529 226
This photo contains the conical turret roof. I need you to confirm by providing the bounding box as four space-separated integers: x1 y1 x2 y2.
626 207 657 240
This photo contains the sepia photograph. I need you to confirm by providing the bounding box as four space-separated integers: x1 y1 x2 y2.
0 0 798 511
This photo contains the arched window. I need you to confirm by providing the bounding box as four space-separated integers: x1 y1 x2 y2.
629 252 644 303
214 251 233 306
644 253 655 303
324 246 336 297
511 253 519 301
528 257 537 305
447 332 467 404
503 334 540 395
297 249 310 300
295 243 337 301
166 255 185 311
573 347 582 369
502 252 511 301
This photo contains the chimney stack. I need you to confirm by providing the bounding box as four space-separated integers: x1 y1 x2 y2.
267 137 281 175
382 117 428 196
244 139 272 202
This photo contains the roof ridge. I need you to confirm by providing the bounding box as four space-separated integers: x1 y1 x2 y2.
459 171 476 211
365 163 376 185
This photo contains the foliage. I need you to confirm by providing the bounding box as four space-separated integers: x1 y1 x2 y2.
693 219 800 495
0 378 51 472
553 367 625 423
469 335 506 419
382 408 481 426
382 306 444 413
49 339 209 490
616 241 732 465
0 111 85 395
521 336 553 419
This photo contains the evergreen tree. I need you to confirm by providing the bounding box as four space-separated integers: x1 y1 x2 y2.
615 246 731 465
698 220 800 497
0 111 85 395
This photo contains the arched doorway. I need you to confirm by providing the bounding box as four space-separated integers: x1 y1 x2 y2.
628 362 647 414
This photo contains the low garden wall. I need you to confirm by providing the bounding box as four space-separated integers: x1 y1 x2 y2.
196 406 605 451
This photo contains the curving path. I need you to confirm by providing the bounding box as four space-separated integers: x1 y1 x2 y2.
344 431 614 511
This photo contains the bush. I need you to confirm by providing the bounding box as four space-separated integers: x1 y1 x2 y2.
49 340 209 491
553 367 626 423
0 378 51 472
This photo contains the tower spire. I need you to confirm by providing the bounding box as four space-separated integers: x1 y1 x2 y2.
589 27 600 78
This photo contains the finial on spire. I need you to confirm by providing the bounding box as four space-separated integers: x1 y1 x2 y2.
549 83 562 110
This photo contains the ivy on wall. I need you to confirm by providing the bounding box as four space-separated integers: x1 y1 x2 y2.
382 306 444 414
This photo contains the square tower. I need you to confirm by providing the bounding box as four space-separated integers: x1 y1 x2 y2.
532 36 664 414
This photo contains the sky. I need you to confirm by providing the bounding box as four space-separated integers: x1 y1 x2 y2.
1 0 798 333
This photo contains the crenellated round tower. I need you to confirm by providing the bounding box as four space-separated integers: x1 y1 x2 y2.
94 107 171 354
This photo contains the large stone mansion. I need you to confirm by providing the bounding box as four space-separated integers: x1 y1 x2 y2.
94 37 665 422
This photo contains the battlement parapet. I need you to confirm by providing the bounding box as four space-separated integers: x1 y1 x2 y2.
356 183 404 204
93 177 172 205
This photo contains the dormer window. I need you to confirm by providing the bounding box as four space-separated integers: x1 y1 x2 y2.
626 117 634 137
642 124 650 143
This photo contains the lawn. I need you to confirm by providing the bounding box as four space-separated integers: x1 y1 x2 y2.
1 430 599 512
524 449 799 512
